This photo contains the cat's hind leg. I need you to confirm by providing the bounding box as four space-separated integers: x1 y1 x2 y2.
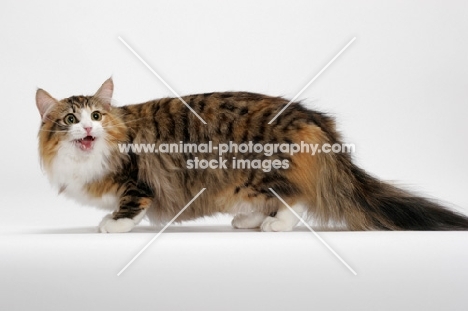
232 212 268 229
261 202 306 232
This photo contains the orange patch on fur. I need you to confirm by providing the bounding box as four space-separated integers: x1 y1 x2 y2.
139 198 152 209
103 110 128 144
38 121 64 170
284 124 328 205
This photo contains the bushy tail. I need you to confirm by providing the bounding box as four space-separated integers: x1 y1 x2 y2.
315 154 468 231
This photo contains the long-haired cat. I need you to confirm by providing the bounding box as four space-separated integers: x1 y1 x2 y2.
35 78 468 232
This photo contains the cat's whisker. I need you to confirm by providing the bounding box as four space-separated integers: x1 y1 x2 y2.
103 132 127 143
38 129 69 133
102 116 151 129
43 116 66 128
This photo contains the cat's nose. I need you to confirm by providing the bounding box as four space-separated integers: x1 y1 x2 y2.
84 127 92 135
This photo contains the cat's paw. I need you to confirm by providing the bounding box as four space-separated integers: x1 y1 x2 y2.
261 216 294 232
232 212 266 229
99 215 135 233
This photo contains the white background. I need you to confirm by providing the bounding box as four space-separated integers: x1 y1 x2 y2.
1 1 467 310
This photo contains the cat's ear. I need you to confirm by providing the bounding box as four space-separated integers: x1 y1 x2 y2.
36 89 57 121
94 77 114 111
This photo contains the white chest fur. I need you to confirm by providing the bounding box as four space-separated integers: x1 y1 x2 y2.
46 140 119 211
61 183 119 211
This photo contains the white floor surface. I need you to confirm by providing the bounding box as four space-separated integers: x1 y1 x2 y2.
1 226 467 310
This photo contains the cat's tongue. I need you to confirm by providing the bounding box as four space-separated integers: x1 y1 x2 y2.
78 136 95 151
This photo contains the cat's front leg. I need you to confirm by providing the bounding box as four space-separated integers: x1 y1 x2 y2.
99 183 153 233
99 214 136 233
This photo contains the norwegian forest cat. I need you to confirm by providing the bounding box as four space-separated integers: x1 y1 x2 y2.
36 78 468 233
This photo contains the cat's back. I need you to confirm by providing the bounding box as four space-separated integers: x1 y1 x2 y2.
116 91 331 143
119 91 286 116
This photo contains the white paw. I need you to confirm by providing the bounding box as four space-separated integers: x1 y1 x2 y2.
99 215 135 233
231 214 249 228
261 216 294 232
232 212 266 229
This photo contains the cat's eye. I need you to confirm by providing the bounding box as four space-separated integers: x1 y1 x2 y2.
64 114 78 125
91 111 102 121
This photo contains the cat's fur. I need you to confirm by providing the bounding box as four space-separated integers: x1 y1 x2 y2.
36 78 468 232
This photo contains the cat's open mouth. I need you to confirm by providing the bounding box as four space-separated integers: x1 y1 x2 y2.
75 136 96 151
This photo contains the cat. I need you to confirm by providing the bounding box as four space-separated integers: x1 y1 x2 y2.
35 78 468 233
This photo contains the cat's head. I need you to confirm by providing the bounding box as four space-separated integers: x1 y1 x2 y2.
36 78 126 174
